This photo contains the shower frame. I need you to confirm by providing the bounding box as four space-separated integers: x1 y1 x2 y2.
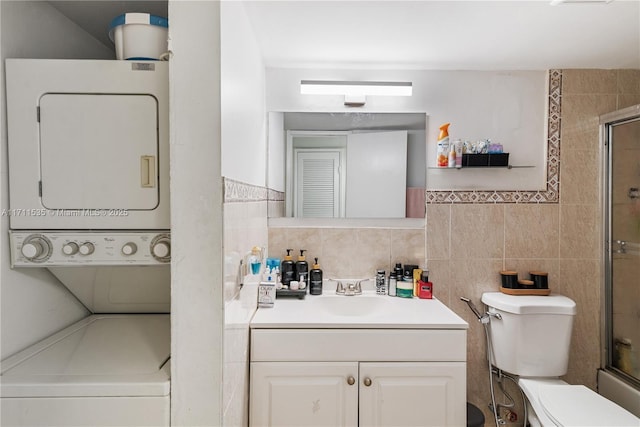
600 103 640 392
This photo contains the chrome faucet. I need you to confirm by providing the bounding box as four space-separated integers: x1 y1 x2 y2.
335 281 362 296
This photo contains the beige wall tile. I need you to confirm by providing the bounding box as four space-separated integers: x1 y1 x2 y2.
426 204 451 259
562 69 617 94
558 259 601 390
560 204 599 259
450 205 504 259
391 228 426 268
560 149 599 204
618 94 640 109
353 228 392 275
617 69 640 95
447 259 503 422
425 259 451 306
561 94 617 151
504 204 560 258
319 228 379 278
268 228 322 262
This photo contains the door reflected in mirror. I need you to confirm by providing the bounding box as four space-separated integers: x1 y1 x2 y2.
267 112 427 219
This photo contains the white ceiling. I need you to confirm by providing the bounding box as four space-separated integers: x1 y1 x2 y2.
50 0 640 70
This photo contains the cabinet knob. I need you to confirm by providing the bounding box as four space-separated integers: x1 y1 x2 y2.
363 377 372 387
347 376 355 386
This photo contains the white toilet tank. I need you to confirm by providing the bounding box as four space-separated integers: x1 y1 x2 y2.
481 292 577 377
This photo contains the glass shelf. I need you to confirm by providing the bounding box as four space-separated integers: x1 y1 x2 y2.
427 165 535 170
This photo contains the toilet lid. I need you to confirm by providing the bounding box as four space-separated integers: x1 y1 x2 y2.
539 385 640 427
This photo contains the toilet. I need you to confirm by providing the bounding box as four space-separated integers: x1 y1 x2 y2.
481 292 639 427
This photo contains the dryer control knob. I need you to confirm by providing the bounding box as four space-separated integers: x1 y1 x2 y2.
79 242 95 256
20 235 52 262
122 242 138 256
152 240 171 259
62 242 79 255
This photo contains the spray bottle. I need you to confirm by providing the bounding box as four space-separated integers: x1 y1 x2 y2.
437 123 451 167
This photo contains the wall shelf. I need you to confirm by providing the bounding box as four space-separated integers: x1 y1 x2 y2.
427 165 535 170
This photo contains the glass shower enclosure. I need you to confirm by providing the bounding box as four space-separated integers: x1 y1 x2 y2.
601 104 640 392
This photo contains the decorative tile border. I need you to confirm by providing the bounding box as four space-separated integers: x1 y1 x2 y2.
426 69 562 204
223 177 269 202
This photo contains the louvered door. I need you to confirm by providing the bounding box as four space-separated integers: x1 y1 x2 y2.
294 150 342 218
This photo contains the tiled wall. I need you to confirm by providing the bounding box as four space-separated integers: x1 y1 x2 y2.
268 227 425 279
222 178 268 427
267 69 640 423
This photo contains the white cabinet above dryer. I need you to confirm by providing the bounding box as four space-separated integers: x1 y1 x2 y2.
5 59 169 229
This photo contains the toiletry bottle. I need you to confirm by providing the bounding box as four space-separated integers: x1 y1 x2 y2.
436 123 450 167
249 246 262 275
310 258 323 295
448 145 456 168
280 249 295 287
376 270 386 295
454 140 463 168
295 249 309 283
397 270 414 298
388 272 397 297
393 263 403 282
258 271 276 308
413 268 423 297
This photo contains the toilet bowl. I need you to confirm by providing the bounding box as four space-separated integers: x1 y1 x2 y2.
519 378 639 427
481 292 640 427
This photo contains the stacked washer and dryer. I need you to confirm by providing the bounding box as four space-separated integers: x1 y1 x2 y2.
1 59 171 426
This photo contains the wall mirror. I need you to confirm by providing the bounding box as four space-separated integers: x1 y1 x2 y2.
267 112 427 219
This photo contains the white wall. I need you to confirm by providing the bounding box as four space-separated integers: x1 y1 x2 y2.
0 1 113 360
221 2 269 425
266 68 547 191
221 1 267 187
169 1 224 425
267 112 285 192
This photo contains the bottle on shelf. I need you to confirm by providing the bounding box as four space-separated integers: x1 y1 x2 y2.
295 249 308 283
280 249 295 287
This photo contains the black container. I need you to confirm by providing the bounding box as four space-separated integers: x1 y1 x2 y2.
404 264 418 277
296 249 308 283
500 270 518 289
462 153 510 167
310 257 323 295
394 263 403 282
280 249 296 286
529 271 549 289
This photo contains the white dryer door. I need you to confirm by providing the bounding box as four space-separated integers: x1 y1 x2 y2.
39 94 159 210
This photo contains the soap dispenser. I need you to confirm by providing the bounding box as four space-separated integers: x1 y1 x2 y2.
296 249 309 283
309 257 323 295
280 249 295 287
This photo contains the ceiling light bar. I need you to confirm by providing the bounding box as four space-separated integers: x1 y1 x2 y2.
550 0 613 5
300 80 413 97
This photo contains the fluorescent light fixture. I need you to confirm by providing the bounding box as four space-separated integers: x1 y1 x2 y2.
300 80 413 97
550 0 613 4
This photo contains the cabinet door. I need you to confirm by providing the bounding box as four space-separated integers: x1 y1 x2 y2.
359 362 466 427
250 362 358 427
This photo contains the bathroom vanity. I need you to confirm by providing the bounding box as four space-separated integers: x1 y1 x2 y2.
249 290 468 426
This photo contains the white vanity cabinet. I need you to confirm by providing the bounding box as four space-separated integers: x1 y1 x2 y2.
249 328 467 427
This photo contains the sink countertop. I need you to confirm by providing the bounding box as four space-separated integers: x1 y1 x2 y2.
250 291 468 329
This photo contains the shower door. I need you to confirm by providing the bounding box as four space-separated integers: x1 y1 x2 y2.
602 104 640 390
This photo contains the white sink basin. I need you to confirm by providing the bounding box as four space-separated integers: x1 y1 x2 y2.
310 295 388 317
